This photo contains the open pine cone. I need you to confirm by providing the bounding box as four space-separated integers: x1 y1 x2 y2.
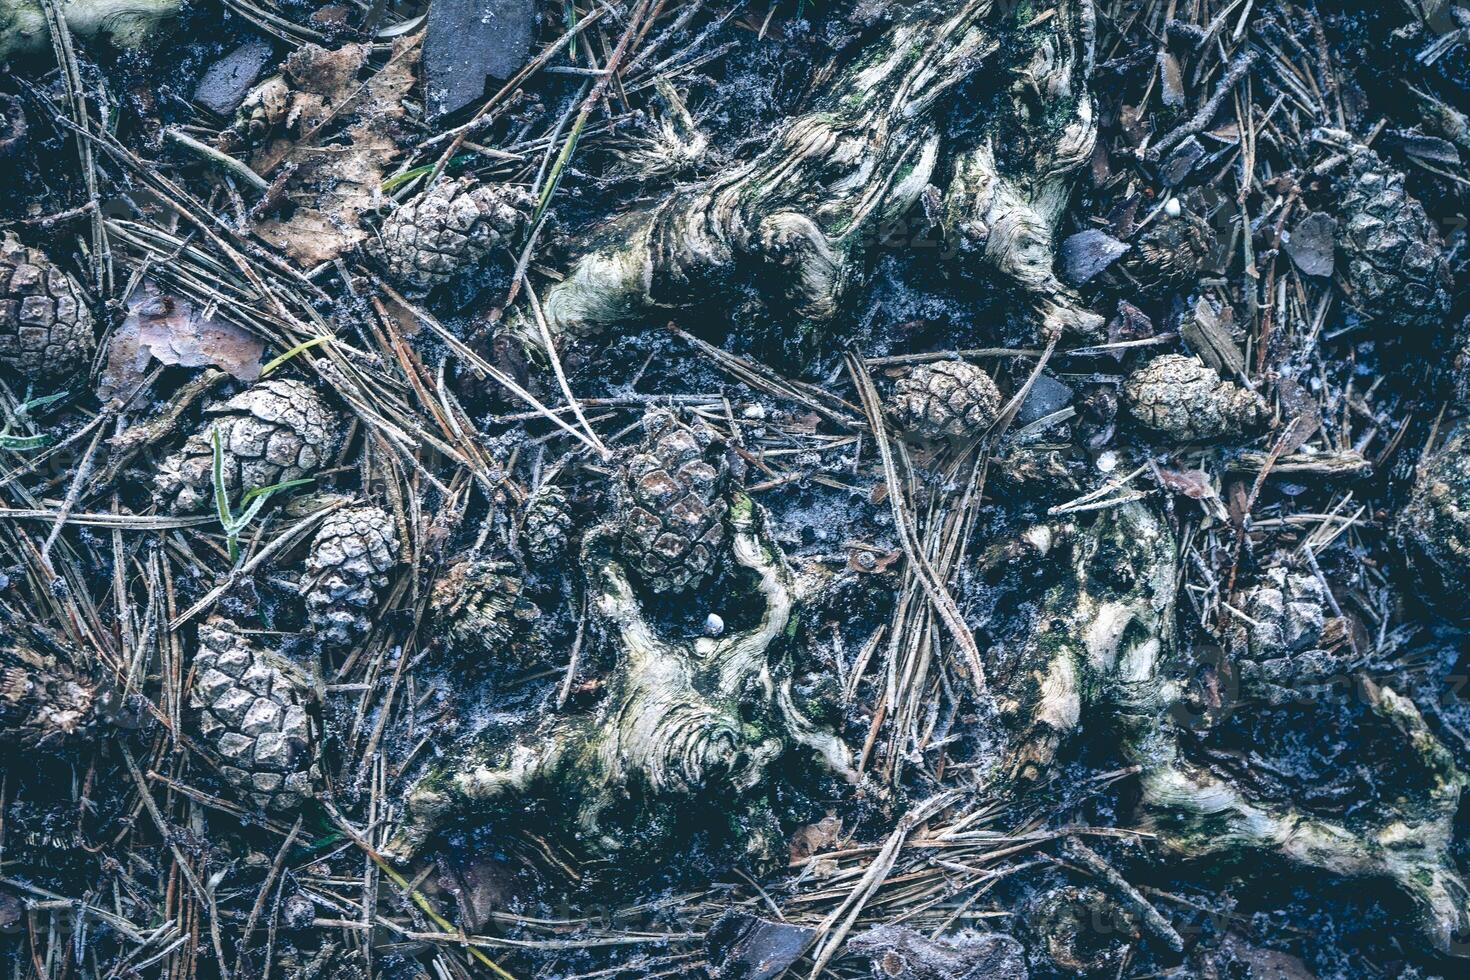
1124 354 1267 442
0 233 96 385
372 178 534 293
154 378 344 513
522 485 574 566
1338 146 1451 334
890 360 1002 441
0 637 96 752
305 505 399 648
429 559 542 668
613 409 731 594
191 619 320 812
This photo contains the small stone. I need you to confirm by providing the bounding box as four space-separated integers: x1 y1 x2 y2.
424 0 535 118
1285 211 1336 278
704 614 725 637
706 911 816 980
1059 229 1130 286
1016 374 1075 426
193 40 274 115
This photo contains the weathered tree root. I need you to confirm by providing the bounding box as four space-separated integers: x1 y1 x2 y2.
391 496 854 859
1000 502 1470 956
536 0 1101 343
0 0 179 61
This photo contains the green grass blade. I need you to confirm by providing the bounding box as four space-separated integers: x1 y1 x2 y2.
212 426 233 527
0 434 50 451
260 337 333 378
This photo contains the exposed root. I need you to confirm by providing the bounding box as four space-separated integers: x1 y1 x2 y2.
997 501 1470 956
536 0 1101 343
391 496 854 859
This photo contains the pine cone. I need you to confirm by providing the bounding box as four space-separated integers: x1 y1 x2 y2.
1236 568 1328 658
1338 147 1451 334
1123 354 1267 441
614 409 730 594
522 485 573 566
305 506 399 648
154 378 344 513
225 75 289 150
0 233 96 384
191 619 320 812
1117 206 1217 299
890 359 1002 440
429 560 542 667
0 638 96 751
1400 427 1470 600
373 178 533 293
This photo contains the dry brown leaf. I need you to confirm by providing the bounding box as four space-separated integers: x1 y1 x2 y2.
102 280 264 403
1156 467 1212 500
789 813 841 862
253 37 419 267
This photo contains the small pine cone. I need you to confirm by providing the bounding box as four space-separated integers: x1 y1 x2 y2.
1338 147 1451 334
1118 206 1217 299
305 506 399 648
429 560 542 667
522 485 573 566
373 178 533 292
190 619 320 812
1400 427 1470 600
1123 354 1267 442
890 360 1002 440
154 378 344 513
225 75 290 150
1235 568 1328 658
614 409 730 594
0 639 96 751
0 233 96 384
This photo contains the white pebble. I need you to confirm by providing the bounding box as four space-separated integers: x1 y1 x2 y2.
705 613 725 636
1164 197 1182 218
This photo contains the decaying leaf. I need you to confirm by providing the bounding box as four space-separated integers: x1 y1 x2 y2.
252 37 420 266
1156 467 1212 500
789 813 841 861
102 279 264 403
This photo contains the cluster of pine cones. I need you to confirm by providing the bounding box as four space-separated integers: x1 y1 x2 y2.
0 120 1460 825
